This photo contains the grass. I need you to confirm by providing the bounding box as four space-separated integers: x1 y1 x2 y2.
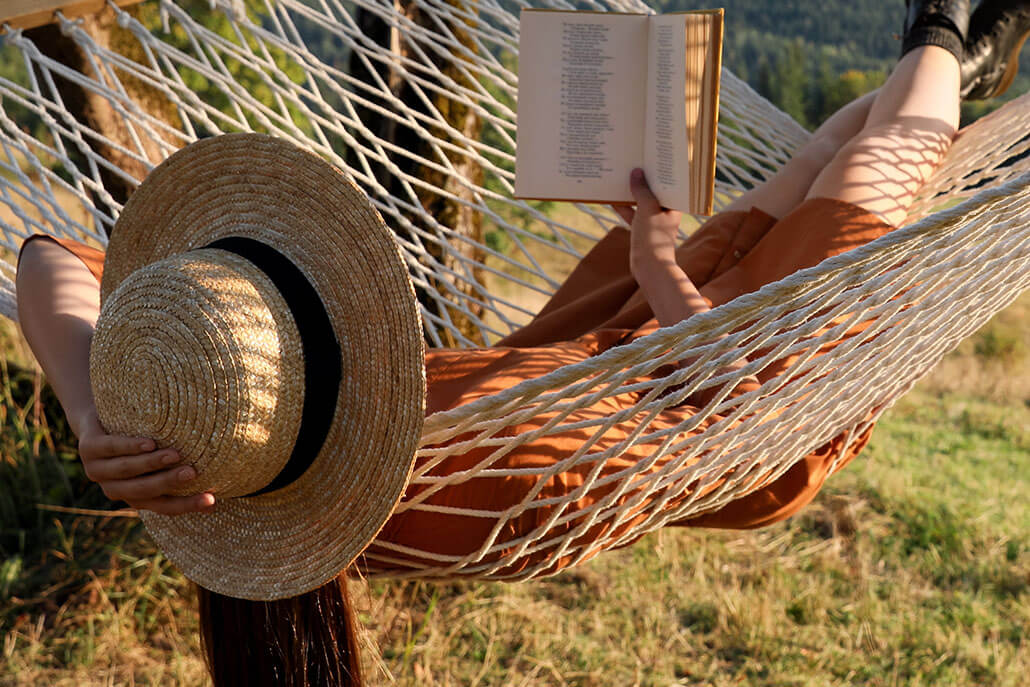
1 216 1028 685
353 386 1029 686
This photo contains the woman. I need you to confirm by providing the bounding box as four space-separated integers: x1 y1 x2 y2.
14 1 1030 684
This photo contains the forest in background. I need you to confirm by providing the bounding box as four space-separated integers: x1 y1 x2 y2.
675 0 1030 127
5 1 1029 136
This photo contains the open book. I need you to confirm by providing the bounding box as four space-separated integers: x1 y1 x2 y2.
514 9 723 214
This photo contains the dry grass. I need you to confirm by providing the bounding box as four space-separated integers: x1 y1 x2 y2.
1 202 1028 685
918 296 1030 402
0 154 95 246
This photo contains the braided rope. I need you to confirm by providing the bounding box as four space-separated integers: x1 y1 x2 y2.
1 0 1029 578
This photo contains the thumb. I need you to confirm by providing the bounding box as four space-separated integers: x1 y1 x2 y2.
628 168 660 214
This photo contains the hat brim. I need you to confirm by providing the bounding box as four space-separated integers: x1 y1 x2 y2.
102 134 425 600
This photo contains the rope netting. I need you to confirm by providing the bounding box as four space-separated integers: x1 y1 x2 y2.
2 0 1030 579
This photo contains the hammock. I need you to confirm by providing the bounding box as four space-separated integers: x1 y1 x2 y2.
2 0 1030 580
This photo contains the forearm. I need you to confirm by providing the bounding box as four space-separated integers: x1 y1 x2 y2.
16 239 102 438
620 168 758 403
631 252 711 328
16 238 212 515
631 250 758 396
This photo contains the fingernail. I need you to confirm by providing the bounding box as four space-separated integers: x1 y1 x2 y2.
631 168 644 180
139 441 154 452
161 453 179 465
178 467 195 482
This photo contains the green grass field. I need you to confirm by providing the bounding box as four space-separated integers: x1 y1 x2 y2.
1 225 1028 685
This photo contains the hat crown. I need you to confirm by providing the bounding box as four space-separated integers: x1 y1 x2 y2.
94 133 427 600
90 249 305 497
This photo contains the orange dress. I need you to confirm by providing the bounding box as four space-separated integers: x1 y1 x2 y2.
23 196 893 577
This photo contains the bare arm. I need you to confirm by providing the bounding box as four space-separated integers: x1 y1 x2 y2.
619 170 711 327
16 238 213 515
614 169 759 400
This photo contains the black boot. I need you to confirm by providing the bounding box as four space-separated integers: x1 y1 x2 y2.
961 0 1030 99
902 0 972 62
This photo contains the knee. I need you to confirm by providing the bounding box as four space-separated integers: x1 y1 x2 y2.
793 133 845 178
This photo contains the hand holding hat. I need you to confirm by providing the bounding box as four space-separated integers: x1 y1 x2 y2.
90 134 425 600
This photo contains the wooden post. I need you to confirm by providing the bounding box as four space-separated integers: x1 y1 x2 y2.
1 0 146 32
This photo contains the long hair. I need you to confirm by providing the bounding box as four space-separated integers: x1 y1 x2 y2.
197 571 364 686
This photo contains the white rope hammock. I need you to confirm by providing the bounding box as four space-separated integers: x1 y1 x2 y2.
2 0 1030 579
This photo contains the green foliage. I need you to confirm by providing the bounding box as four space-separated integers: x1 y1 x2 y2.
0 44 48 142
662 0 1030 128
0 3 316 143
671 0 900 126
0 361 78 557
141 1 314 136
756 39 808 124
0 359 122 609
668 0 902 63
813 68 889 122
973 322 1027 364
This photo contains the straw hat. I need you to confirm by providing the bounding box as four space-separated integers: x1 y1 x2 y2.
89 134 425 601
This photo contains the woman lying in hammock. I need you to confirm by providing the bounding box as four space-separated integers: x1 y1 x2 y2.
14 0 1030 684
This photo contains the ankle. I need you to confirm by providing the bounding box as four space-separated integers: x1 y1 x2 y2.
901 0 971 63
902 24 964 63
898 43 963 77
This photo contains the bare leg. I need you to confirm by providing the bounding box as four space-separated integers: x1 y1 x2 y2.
805 45 960 226
725 89 878 217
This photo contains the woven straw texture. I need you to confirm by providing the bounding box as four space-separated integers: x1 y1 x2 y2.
2 1 1030 581
95 134 426 599
92 250 306 498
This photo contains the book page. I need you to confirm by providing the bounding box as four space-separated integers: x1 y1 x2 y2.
643 14 691 211
515 10 648 203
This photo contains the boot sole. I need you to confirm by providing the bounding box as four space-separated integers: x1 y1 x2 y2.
989 29 1030 98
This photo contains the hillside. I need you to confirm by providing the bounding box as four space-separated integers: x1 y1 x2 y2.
663 0 1030 126
667 0 900 77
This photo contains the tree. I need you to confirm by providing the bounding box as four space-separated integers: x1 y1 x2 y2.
777 39 809 128
811 69 886 125
347 1 485 346
25 5 182 217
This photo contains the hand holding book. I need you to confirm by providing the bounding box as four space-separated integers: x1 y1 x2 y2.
620 169 682 272
621 168 696 330
621 167 759 403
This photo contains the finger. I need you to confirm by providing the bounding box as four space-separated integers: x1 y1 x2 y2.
102 465 197 503
84 448 181 483
80 434 156 461
628 168 661 214
612 205 635 225
131 493 216 516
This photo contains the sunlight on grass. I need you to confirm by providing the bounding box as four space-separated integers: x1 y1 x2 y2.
2 204 1028 685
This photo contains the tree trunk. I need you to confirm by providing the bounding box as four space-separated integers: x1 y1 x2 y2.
347 0 485 346
25 5 181 220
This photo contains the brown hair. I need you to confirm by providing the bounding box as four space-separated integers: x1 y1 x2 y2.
197 571 363 686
